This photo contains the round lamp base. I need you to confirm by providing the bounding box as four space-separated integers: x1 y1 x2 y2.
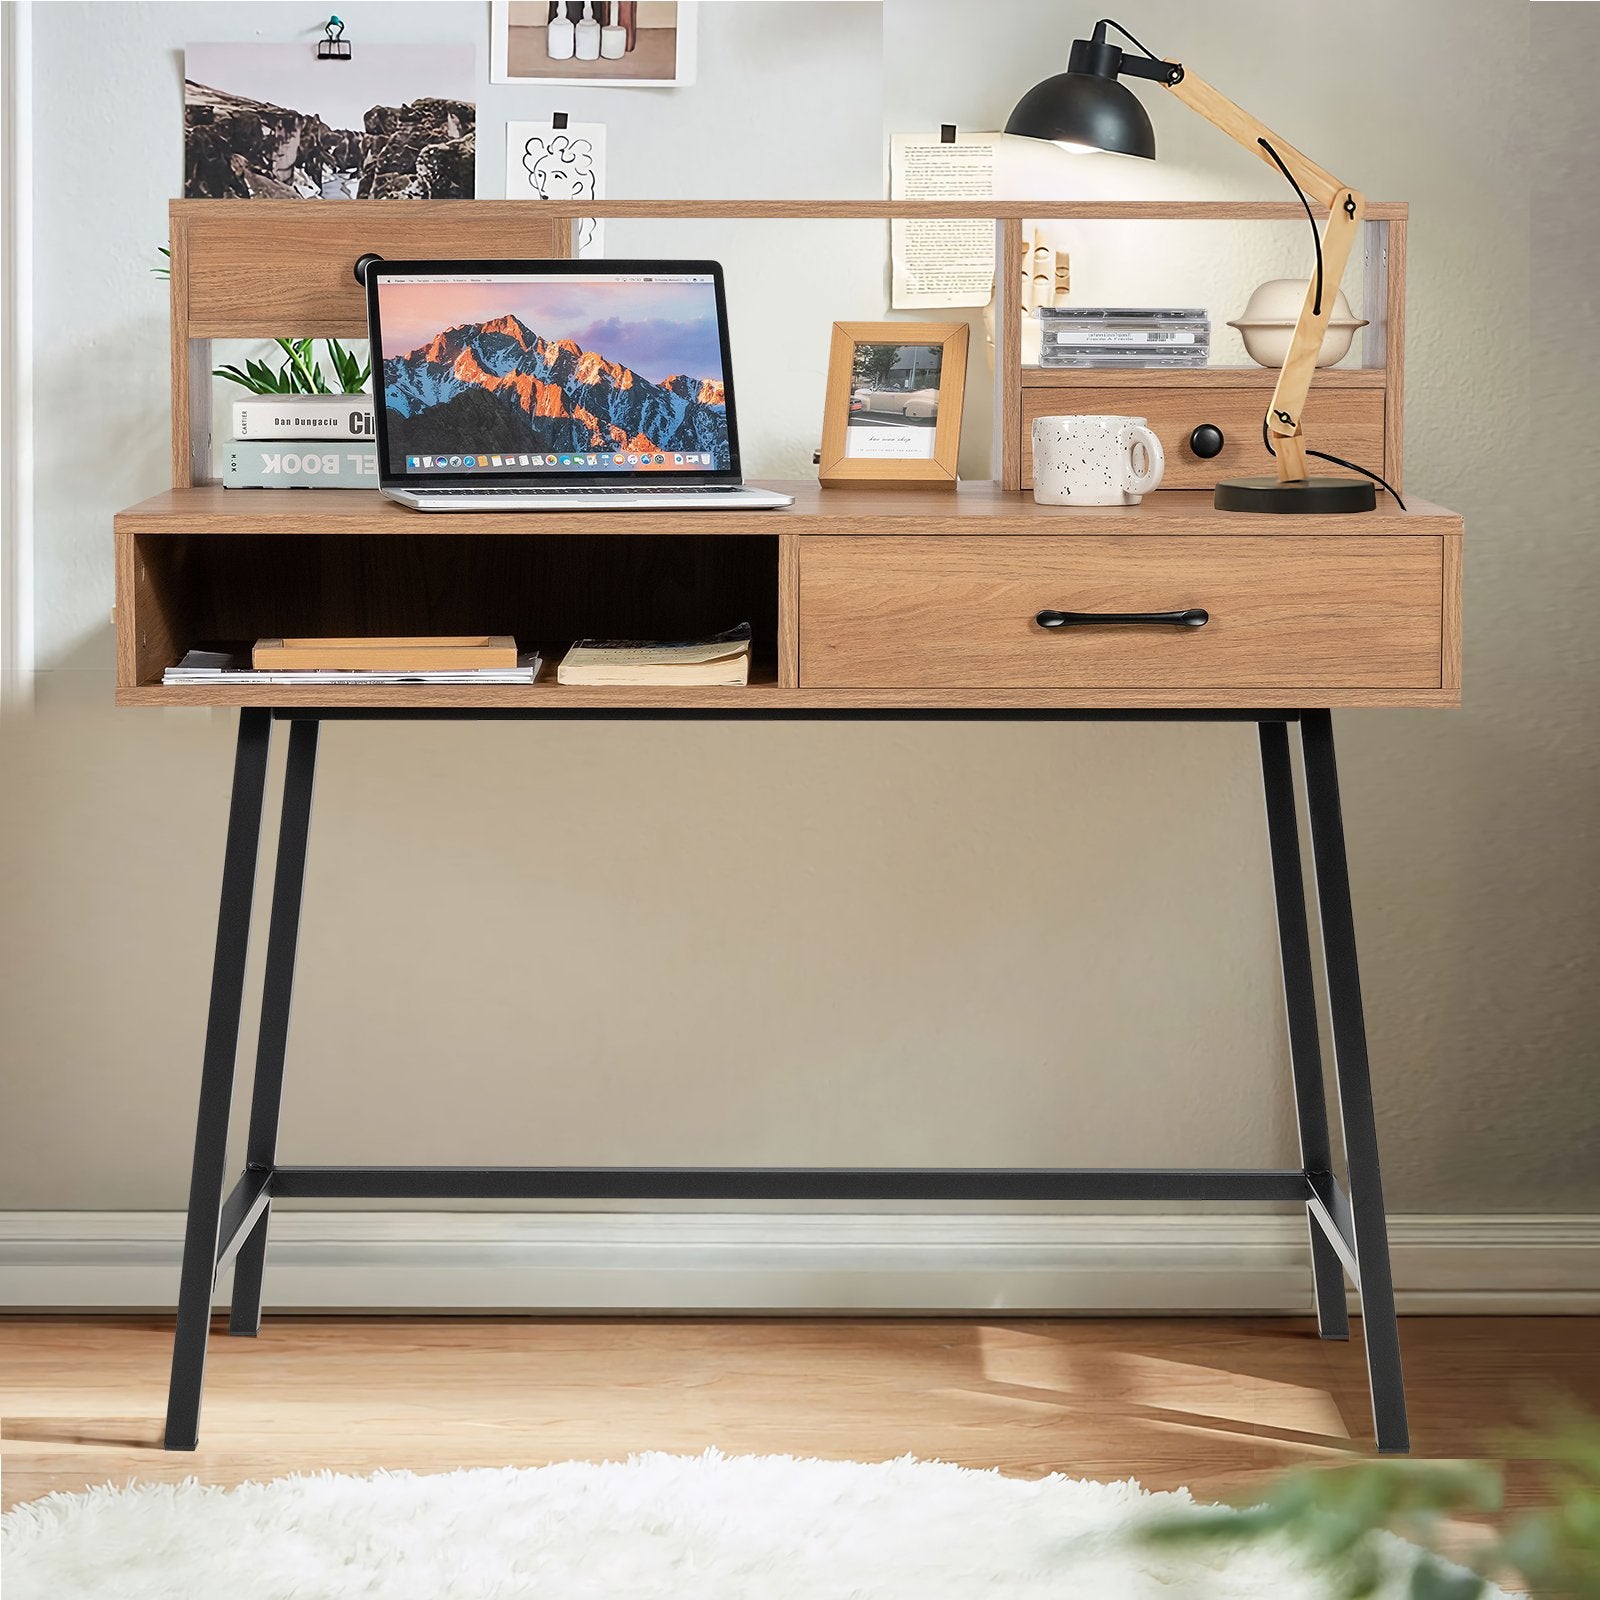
1213 476 1378 515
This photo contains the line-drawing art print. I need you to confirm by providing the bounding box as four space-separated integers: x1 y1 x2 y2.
516 128 604 256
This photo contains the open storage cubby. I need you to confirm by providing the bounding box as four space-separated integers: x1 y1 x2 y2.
124 532 781 695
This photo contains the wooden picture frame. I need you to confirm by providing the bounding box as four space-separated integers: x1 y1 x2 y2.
819 321 968 489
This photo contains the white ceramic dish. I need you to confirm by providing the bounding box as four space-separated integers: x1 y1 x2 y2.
1228 278 1369 367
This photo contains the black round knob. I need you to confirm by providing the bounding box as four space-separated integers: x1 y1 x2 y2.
1190 423 1225 459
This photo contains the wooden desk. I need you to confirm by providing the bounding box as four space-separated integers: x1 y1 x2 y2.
124 191 1453 1454
115 480 1463 1460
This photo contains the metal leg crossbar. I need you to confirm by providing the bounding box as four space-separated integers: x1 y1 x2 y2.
164 706 1407 1453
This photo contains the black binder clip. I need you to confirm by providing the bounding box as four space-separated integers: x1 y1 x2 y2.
317 16 351 61
553 111 569 130
940 124 957 143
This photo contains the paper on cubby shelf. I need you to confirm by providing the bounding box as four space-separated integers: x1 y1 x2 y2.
889 133 998 309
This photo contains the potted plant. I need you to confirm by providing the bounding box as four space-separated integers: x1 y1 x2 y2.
213 337 370 396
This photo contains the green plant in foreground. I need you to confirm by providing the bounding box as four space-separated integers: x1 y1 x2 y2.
1497 1416 1600 1598
1136 1408 1600 1599
1142 1459 1501 1598
214 337 372 396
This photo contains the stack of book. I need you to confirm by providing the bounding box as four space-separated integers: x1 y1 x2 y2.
223 394 379 489
557 623 752 687
163 636 542 687
1035 307 1210 370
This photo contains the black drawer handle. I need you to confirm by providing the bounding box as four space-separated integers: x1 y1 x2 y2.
1036 608 1209 630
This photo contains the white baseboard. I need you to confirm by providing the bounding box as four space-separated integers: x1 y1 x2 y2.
1 1211 1596 1315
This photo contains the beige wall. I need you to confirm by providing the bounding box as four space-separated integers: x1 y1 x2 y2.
1 0 1596 1220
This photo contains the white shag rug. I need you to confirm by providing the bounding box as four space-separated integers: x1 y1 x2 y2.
3 1450 1513 1600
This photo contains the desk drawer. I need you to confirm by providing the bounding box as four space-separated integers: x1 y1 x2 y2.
799 536 1443 690
1020 387 1387 490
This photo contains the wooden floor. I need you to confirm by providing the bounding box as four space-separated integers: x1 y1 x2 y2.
3 1315 1597 1512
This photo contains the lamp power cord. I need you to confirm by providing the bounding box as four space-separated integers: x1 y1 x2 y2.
1094 17 1164 61
1255 137 1407 509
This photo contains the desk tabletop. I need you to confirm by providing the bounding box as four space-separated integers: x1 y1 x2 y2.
113 479 1463 711
114 482 1462 538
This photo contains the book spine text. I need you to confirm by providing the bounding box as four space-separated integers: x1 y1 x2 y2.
232 399 377 440
223 443 380 489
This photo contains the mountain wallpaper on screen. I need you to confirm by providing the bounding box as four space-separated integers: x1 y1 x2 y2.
383 314 730 467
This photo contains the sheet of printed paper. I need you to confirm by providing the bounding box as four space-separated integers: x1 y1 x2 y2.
889 134 999 308
506 121 607 257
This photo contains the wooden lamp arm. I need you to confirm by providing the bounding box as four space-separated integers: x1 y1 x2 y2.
1165 68 1367 483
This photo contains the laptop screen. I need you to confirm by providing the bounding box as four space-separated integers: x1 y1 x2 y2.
369 262 738 484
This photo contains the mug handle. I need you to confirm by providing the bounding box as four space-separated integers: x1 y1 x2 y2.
1124 425 1165 494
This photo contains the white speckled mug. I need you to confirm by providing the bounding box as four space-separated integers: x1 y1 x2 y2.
1032 414 1165 506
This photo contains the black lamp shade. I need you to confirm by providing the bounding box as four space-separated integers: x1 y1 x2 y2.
1004 71 1156 160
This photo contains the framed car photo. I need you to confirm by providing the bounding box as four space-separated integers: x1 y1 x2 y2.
819 321 968 488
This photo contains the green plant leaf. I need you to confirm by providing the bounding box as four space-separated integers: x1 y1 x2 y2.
1334 1538 1384 1600
213 363 264 392
297 338 333 394
1134 1459 1507 1600
1129 1406 1600 1600
213 335 373 397
214 357 297 395
252 356 294 393
1408 1556 1485 1600
325 339 372 394
1504 1504 1600 1597
276 338 327 395
1139 1503 1290 1546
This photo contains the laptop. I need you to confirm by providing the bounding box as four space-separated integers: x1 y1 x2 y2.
366 258 793 512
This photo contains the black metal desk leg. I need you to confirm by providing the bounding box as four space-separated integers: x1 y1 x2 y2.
1258 721 1349 1341
1300 710 1409 1454
165 709 273 1451
229 720 320 1337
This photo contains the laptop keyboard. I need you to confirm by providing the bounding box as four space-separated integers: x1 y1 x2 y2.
419 485 743 497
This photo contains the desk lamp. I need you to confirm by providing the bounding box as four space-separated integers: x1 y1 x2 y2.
1006 18 1393 514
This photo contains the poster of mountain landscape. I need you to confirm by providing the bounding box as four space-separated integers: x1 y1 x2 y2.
184 43 475 199
378 277 731 470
